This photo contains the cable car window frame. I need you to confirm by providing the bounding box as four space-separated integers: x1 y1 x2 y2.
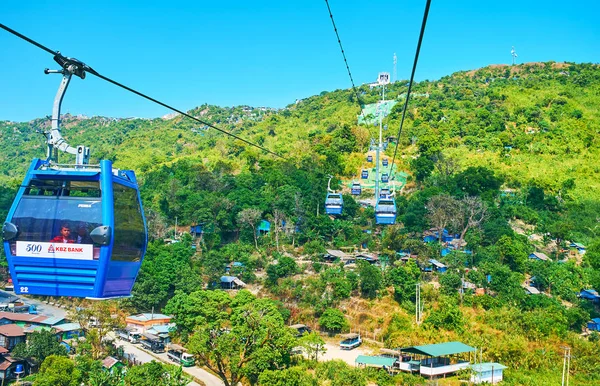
10 190 103 249
111 182 145 262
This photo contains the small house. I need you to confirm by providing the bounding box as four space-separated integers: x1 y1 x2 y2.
324 249 347 262
529 252 550 262
471 362 507 384
587 318 600 331
0 356 28 382
102 356 125 373
522 284 541 295
146 324 174 344
579 289 600 302
569 242 586 255
126 313 172 334
398 341 476 377
257 220 271 236
53 323 84 341
0 325 25 351
356 254 379 265
220 276 246 290
429 259 447 273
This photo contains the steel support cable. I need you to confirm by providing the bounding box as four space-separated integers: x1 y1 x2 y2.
324 0 366 112
388 0 431 174
0 23 287 160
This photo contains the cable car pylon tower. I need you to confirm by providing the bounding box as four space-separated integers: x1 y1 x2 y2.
375 72 389 200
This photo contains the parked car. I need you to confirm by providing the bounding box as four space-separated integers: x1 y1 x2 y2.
340 333 362 350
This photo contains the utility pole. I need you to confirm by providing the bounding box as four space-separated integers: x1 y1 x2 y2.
561 346 572 386
415 282 423 324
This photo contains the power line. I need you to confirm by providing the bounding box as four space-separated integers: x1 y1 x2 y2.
0 23 287 161
388 0 432 173
324 0 365 112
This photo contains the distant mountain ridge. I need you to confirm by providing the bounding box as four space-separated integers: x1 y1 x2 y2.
0 61 598 202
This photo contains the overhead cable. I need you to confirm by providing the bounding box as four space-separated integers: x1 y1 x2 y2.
0 23 287 160
324 0 366 112
389 0 432 173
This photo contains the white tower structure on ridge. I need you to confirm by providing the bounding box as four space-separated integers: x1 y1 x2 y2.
511 46 518 66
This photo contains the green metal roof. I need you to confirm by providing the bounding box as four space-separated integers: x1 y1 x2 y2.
471 362 507 372
400 341 476 357
355 355 396 367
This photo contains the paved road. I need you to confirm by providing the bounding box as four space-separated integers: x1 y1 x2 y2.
114 338 224 386
321 341 366 366
0 289 68 319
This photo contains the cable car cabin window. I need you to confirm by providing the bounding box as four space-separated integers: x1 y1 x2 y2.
24 179 101 198
11 180 102 247
112 183 145 262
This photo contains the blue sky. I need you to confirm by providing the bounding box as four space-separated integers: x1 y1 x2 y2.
1 0 598 121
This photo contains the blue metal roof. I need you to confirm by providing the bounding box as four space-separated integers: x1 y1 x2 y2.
220 276 237 283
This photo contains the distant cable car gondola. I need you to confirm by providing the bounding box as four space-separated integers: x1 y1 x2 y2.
367 155 373 162
3 56 147 299
351 182 362 195
381 173 389 183
375 197 397 225
382 158 388 167
324 176 343 215
379 188 390 198
361 170 369 179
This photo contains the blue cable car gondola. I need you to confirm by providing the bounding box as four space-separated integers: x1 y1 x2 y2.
382 158 389 167
381 173 389 183
324 193 343 215
361 170 369 179
380 188 390 198
4 159 147 298
2 55 147 299
375 197 397 225
351 182 362 195
367 155 373 162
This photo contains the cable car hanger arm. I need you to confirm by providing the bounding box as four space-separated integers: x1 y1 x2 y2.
44 55 91 164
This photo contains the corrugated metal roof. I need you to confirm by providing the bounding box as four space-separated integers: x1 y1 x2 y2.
529 252 550 261
325 249 347 258
356 355 396 367
429 259 446 268
401 341 476 357
0 312 48 324
220 276 237 283
54 323 82 332
0 324 25 337
471 362 507 372
128 313 171 322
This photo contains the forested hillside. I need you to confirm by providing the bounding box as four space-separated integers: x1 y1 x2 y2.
1 61 600 385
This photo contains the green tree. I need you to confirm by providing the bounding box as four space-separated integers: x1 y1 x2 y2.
13 329 67 367
358 262 382 299
410 155 434 182
318 308 349 334
440 272 462 296
187 297 295 386
237 208 262 250
266 255 299 285
124 361 190 386
258 366 318 386
299 331 327 361
34 355 81 386
425 297 465 332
